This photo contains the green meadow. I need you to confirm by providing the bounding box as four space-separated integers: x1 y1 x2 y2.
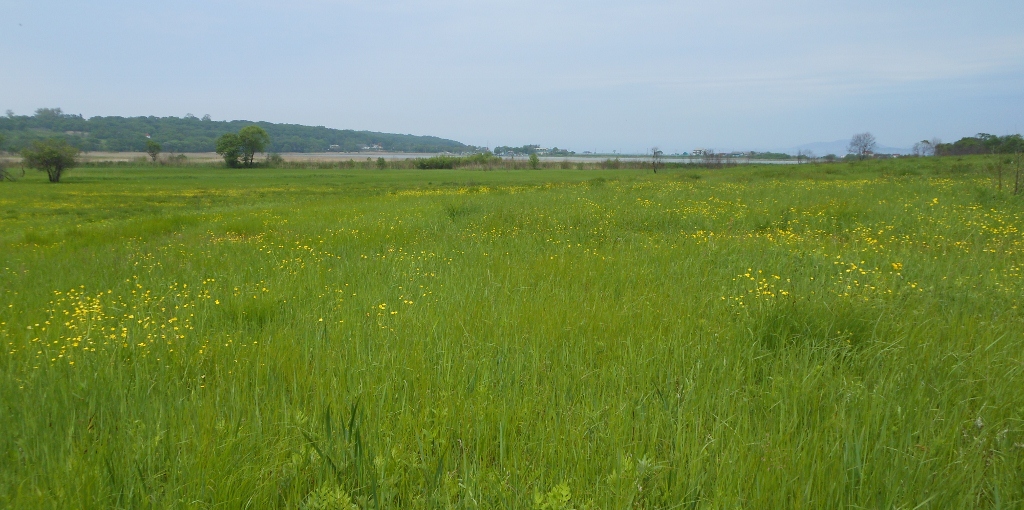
1 159 1023 508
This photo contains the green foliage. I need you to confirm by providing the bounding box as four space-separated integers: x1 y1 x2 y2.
20 138 80 182
463 151 500 166
145 139 161 163
414 152 501 169
376 157 386 170
493 145 574 157
493 144 539 156
529 153 540 169
492 144 577 156
238 125 270 168
415 155 460 169
936 133 1024 156
302 486 358 510
0 108 472 153
534 483 574 510
216 126 270 168
749 151 794 160
215 133 242 167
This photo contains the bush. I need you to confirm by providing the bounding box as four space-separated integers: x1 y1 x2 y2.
601 158 621 169
166 154 189 166
463 152 500 166
264 153 285 168
415 156 460 169
414 152 500 170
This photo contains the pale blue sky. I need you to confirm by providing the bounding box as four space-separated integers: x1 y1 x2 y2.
2 0 1022 153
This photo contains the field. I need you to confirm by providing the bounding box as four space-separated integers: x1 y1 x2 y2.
2 158 1023 508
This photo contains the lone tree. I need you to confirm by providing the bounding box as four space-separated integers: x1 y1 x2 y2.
145 139 162 163
21 138 80 183
912 139 938 157
528 152 540 169
650 147 663 173
216 125 271 168
848 132 877 160
216 133 242 167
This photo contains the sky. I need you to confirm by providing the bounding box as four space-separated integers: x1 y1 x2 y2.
2 0 1023 153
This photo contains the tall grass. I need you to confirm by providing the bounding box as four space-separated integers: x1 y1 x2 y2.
1 157 1023 508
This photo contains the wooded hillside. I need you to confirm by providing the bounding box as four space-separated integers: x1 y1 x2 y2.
0 109 471 153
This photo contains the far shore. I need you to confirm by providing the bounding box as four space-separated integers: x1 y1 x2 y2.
1 151 801 165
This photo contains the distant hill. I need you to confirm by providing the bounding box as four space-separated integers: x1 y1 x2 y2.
781 140 911 156
0 108 472 153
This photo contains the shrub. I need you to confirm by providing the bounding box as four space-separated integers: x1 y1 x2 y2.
464 152 500 166
264 153 285 168
415 156 459 169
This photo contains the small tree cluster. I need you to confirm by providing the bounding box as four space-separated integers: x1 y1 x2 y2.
216 125 270 167
936 133 1024 156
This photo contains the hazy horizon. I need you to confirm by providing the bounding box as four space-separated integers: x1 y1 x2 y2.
2 0 1022 153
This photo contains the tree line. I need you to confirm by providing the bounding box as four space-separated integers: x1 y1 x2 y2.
0 108 471 153
934 134 1024 156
